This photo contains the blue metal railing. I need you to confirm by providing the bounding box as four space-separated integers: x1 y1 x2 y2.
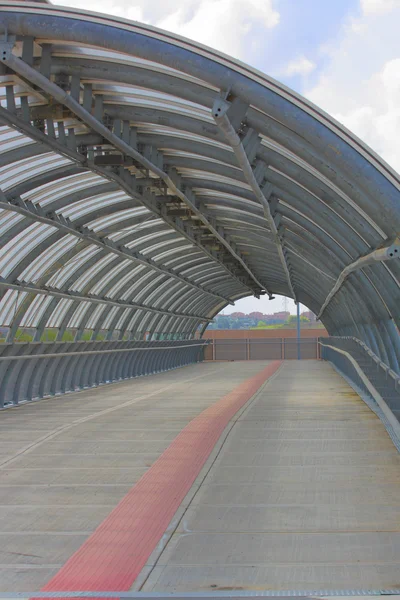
319 336 400 426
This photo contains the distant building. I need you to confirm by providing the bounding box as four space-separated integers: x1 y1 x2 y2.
207 308 319 331
249 311 264 319
301 310 316 322
272 311 290 321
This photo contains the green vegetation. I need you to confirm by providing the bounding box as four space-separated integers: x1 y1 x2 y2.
14 329 34 342
0 328 106 343
207 311 324 331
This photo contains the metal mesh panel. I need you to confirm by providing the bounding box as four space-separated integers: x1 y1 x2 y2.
214 339 247 360
210 338 319 360
283 338 318 359
249 338 283 359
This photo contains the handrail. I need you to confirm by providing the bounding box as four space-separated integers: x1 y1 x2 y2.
318 340 400 440
0 340 208 407
319 336 400 385
0 341 208 361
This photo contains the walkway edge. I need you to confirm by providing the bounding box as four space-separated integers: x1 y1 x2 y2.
40 360 283 592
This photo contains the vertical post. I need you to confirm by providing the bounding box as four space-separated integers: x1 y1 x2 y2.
297 302 301 360
212 339 215 361
246 338 250 360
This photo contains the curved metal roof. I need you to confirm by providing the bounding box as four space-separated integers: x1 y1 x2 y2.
0 2 399 366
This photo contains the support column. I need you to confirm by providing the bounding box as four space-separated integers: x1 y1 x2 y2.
297 302 301 360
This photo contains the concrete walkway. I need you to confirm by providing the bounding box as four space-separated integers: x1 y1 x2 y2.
0 361 268 592
140 361 400 592
1 360 400 593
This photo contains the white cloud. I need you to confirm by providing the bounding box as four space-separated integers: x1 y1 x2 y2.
157 0 279 59
360 0 400 15
284 56 316 77
59 0 148 22
57 0 279 62
306 1 400 173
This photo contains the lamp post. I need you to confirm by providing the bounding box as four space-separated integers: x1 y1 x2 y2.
297 302 301 360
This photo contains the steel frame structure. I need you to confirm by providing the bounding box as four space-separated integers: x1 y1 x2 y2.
0 1 398 371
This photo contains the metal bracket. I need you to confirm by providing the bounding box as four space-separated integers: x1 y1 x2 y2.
386 240 400 259
213 93 250 131
0 41 14 62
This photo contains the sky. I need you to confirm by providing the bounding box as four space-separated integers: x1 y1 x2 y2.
55 0 400 314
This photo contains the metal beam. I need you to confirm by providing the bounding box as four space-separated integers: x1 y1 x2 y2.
2 49 261 296
212 95 297 300
0 105 241 300
317 239 400 319
0 190 232 305
0 278 212 322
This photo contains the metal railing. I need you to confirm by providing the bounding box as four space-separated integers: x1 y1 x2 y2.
0 340 208 408
319 336 400 429
206 337 319 360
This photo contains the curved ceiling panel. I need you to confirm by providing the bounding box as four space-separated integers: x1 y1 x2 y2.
0 1 399 366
